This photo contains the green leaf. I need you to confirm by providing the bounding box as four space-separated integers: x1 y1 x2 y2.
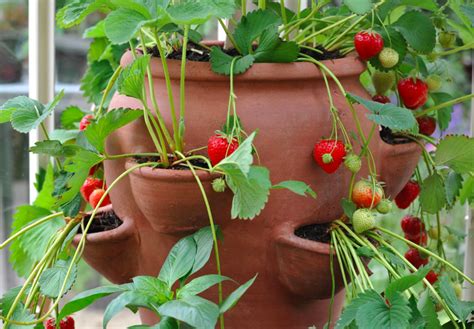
344 0 373 14
225 166 271 219
168 0 235 25
118 55 150 100
438 276 474 321
56 0 114 28
341 198 357 219
60 193 83 218
435 136 474 174
459 174 474 205
356 246 375 258
419 173 446 214
1 286 25 317
59 285 130 319
417 291 441 329
9 304 35 329
252 27 299 63
216 131 256 174
178 275 230 298
84 108 143 153
103 291 152 329
33 164 56 209
104 8 150 44
38 259 77 298
394 11 436 53
461 4 474 25
132 276 170 304
336 290 381 329
445 171 463 207
272 180 316 198
356 291 411 329
81 60 114 105
158 295 219 328
408 296 426 329
431 93 453 131
209 47 255 75
220 275 257 313
50 129 81 143
347 93 416 130
61 106 85 129
159 236 197 289
30 140 80 157
385 266 431 300
191 226 216 275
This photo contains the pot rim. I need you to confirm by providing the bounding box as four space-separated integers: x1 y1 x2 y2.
274 221 332 256
125 158 220 182
120 45 365 82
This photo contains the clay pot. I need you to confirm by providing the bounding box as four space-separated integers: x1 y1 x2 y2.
76 49 421 328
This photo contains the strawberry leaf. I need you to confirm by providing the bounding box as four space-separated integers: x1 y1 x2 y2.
344 0 373 14
30 140 80 158
435 135 474 174
419 173 447 214
444 171 463 207
209 47 255 76
81 60 114 105
272 180 316 198
38 259 77 298
216 131 256 175
417 291 441 329
104 8 154 44
393 11 436 54
167 0 236 25
117 55 150 100
56 0 115 28
385 266 431 300
438 276 474 321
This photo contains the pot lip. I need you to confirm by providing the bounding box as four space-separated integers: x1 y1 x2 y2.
274 221 332 256
73 205 136 245
379 137 422 156
120 44 365 82
125 158 220 182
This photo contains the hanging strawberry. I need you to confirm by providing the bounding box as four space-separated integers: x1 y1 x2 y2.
313 139 346 174
354 31 384 60
397 78 428 109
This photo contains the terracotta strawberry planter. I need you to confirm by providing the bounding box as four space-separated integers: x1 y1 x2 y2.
76 50 421 328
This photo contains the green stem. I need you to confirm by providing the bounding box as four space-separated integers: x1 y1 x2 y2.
105 152 162 160
178 25 190 151
436 42 474 56
279 0 287 25
326 15 365 50
97 65 123 117
327 235 336 326
331 231 351 300
416 94 474 117
218 19 241 54
296 14 356 44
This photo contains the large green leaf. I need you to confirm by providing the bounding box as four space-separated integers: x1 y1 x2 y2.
117 55 150 100
38 259 77 298
347 93 416 130
419 173 446 214
104 8 151 44
103 291 152 329
159 236 197 288
393 11 436 53
191 226 216 275
253 27 299 63
158 295 220 328
210 48 255 76
9 304 35 329
435 135 474 174
178 275 230 298
56 0 115 28
30 140 80 158
168 0 235 25
33 164 56 210
417 291 441 329
385 266 431 300
220 275 257 313
84 108 143 153
431 93 453 131
344 0 373 14
81 60 114 105
132 276 170 304
445 171 463 207
438 276 474 321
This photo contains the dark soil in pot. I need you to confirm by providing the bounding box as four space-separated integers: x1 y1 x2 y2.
295 222 332 243
380 126 414 145
79 210 123 234
133 156 208 170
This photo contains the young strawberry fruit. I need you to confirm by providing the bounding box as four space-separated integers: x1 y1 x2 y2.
354 31 384 60
438 31 456 49
404 248 429 268
80 177 104 202
395 180 421 209
208 135 239 166
426 75 442 92
397 78 429 109
453 282 463 298
425 271 438 285
79 114 94 131
313 140 346 174
376 199 392 214
378 47 399 68
344 153 361 173
416 116 436 136
372 95 391 104
400 215 425 236
351 179 383 208
212 177 226 193
405 231 428 246
45 316 75 329
89 188 111 209
372 70 395 95
352 209 376 234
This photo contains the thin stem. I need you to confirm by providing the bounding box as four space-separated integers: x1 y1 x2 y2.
218 19 241 53
296 14 356 44
436 42 474 56
416 94 474 117
178 25 190 151
97 65 123 117
105 152 161 160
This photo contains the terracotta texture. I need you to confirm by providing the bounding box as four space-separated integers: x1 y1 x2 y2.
77 51 422 328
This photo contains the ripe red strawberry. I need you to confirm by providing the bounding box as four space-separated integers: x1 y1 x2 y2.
400 215 425 236
372 95 391 104
207 135 239 166
313 140 346 174
405 231 428 246
425 270 438 284
395 180 421 209
80 177 104 202
79 114 94 131
354 31 384 60
397 78 428 109
351 179 383 208
89 188 111 209
417 116 436 136
404 249 429 269
45 316 75 329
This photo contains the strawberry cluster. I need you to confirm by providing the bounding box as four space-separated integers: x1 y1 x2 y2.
80 177 111 209
45 316 75 329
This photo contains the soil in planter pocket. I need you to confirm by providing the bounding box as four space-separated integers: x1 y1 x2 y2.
295 222 332 244
380 126 413 145
133 156 208 170
79 210 123 234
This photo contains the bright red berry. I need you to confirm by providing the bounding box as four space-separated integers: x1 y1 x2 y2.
395 180 421 209
397 78 428 109
354 31 384 60
425 270 438 284
417 116 437 136
401 215 425 235
45 316 75 329
207 135 239 166
89 188 111 209
405 231 428 246
313 140 346 174
372 95 391 104
80 177 104 202
351 180 383 208
79 114 94 131
404 249 429 269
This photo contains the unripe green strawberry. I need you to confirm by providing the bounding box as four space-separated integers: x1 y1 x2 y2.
378 47 399 69
428 226 448 241
344 153 361 173
438 31 456 48
376 199 392 214
212 177 226 193
352 209 376 234
426 75 442 92
372 70 395 95
453 282 462 298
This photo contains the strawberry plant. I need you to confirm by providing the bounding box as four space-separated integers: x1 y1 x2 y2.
0 0 473 328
